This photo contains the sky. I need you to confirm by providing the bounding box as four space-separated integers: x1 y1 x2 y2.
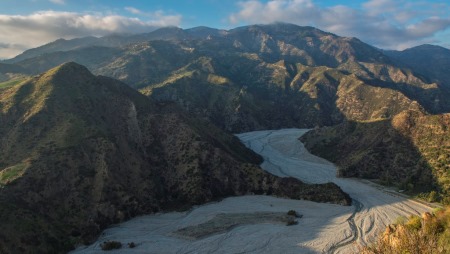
0 0 449 59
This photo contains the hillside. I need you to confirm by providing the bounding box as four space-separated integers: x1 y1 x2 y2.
0 62 350 253
0 63 29 89
385 44 450 88
3 24 448 132
362 206 450 254
301 110 450 203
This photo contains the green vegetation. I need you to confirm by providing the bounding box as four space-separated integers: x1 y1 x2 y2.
287 209 301 218
0 162 29 185
301 111 450 204
0 79 24 90
2 23 450 253
100 241 122 251
362 207 450 254
286 218 298 226
0 62 350 253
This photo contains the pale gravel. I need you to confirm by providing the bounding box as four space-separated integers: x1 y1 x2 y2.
72 129 432 254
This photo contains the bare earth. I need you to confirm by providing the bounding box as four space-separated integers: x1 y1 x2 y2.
72 129 432 254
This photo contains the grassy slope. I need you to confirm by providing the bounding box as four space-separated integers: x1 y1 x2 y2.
362 206 450 254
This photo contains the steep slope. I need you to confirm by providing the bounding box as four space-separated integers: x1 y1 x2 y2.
6 24 448 132
385 44 450 88
6 27 191 64
362 206 450 254
301 110 450 204
14 46 122 75
0 62 350 253
141 55 425 132
5 37 101 63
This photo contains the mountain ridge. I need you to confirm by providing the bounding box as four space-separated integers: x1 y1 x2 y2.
1 24 448 137
0 62 351 253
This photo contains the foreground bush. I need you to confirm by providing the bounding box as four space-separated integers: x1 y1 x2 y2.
361 207 450 254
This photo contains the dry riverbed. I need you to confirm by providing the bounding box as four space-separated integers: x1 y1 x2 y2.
72 129 432 254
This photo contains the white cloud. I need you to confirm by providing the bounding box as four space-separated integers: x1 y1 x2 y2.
125 7 142 15
229 0 450 50
49 0 66 5
0 10 182 59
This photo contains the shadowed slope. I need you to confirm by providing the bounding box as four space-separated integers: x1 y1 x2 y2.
301 110 450 203
0 62 350 253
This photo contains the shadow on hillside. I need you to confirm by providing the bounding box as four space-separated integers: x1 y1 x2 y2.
302 119 441 197
361 77 450 114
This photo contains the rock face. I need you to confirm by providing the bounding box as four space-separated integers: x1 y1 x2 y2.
4 23 448 132
0 62 350 253
301 110 450 203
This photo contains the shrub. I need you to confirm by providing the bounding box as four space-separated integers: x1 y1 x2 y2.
394 216 407 225
405 215 422 231
361 207 450 254
286 217 298 226
288 210 298 217
100 241 122 251
128 242 136 248
428 191 439 202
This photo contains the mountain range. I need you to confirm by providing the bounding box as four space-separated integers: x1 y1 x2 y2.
3 24 450 132
0 23 449 252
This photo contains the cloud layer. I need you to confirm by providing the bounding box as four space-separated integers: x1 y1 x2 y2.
0 10 181 59
229 0 450 50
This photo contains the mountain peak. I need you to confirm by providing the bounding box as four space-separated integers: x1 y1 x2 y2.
42 62 94 82
54 61 89 71
405 44 450 53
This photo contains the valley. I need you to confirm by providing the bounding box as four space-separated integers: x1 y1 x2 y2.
73 129 432 254
0 22 449 253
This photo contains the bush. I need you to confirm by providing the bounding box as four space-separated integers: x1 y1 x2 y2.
405 215 422 231
287 210 301 217
128 242 136 248
100 241 122 251
361 207 450 254
394 216 407 225
286 217 298 226
428 191 439 202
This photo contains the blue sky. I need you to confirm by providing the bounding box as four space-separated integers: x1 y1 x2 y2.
0 0 449 58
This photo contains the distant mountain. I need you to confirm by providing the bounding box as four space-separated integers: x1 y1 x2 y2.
0 62 350 253
0 62 28 74
385 44 450 88
301 110 450 203
0 63 30 90
5 26 221 64
5 23 448 132
5 36 102 63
